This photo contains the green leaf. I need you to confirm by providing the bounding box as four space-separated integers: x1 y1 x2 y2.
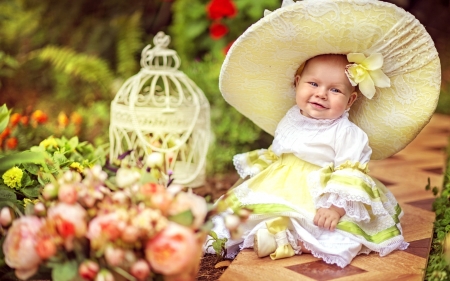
38 172 54 186
0 189 16 200
0 151 47 172
51 260 78 281
21 187 40 198
184 22 209 40
53 152 68 166
209 230 218 240
168 210 194 227
68 136 79 150
0 104 10 133
21 172 34 188
23 162 40 175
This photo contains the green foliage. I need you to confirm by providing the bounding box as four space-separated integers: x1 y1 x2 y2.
0 135 105 213
436 87 450 115
30 45 115 94
426 143 450 280
0 0 171 146
0 104 10 132
170 0 277 174
0 51 18 88
207 230 228 260
170 0 279 61
181 55 271 174
114 11 144 78
51 260 78 281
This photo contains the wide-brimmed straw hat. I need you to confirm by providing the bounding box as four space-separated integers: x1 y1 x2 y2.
220 0 441 160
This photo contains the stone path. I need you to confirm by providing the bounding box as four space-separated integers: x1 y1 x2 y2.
219 114 450 281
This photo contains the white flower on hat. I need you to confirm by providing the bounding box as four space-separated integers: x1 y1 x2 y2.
345 53 391 99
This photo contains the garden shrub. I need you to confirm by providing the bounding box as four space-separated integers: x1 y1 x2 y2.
426 141 450 280
170 0 279 174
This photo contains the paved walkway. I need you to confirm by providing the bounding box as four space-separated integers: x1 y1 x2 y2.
219 114 450 281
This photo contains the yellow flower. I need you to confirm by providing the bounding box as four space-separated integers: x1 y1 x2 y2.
2 167 23 189
70 162 84 173
345 53 391 99
40 137 58 149
23 198 39 207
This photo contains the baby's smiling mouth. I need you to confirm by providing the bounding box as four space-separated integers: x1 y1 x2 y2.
309 102 327 109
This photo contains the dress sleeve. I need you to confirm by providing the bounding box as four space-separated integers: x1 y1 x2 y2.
308 126 390 223
233 146 279 179
334 125 371 167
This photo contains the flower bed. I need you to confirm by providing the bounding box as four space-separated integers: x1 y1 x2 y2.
426 140 450 280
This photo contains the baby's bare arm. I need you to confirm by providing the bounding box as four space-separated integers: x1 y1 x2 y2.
313 205 345 231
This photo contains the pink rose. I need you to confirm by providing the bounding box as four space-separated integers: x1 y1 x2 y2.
3 216 43 280
145 222 198 275
87 213 122 248
121 225 140 243
95 269 114 281
78 260 99 280
58 184 78 204
35 237 57 259
169 192 208 229
33 202 46 216
104 245 125 267
48 203 87 250
0 207 13 227
140 183 173 214
130 259 151 281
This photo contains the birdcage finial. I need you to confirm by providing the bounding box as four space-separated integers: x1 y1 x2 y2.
153 31 170 49
140 31 180 70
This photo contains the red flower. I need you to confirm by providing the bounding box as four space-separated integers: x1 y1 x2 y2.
0 127 10 140
223 40 235 55
55 217 76 239
207 0 237 20
6 137 17 150
70 112 82 126
20 116 29 126
210 22 228 40
10 113 21 127
31 110 48 124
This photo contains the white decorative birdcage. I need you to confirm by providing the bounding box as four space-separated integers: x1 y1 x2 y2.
109 31 210 187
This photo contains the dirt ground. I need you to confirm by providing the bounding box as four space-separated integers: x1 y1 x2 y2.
193 172 241 280
194 172 240 201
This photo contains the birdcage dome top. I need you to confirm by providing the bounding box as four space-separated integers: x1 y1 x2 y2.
140 31 180 71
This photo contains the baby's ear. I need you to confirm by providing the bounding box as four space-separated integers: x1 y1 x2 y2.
347 91 358 108
294 75 301 86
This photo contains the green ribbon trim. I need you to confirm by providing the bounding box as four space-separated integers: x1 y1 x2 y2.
221 192 296 214
247 203 297 214
337 222 402 244
336 203 403 244
245 147 278 172
329 174 381 200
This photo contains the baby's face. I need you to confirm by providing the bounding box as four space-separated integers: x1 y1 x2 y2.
295 55 357 120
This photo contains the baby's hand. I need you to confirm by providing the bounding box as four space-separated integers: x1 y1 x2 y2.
313 205 345 231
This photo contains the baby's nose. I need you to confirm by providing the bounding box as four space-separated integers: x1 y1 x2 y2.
315 88 327 99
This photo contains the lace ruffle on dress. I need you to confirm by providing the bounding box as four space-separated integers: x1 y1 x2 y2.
206 106 408 267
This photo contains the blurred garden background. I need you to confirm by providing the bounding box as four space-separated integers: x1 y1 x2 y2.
0 0 449 176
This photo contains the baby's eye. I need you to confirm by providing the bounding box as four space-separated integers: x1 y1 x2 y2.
331 88 341 93
308 82 318 87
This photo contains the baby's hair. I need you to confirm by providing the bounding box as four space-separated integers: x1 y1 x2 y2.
295 54 349 77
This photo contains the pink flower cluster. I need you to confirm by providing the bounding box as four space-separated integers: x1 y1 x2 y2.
2 162 209 281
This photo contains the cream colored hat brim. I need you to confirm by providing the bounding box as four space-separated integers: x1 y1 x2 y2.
220 0 441 160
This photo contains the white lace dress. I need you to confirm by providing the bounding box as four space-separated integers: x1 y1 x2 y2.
206 105 408 267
